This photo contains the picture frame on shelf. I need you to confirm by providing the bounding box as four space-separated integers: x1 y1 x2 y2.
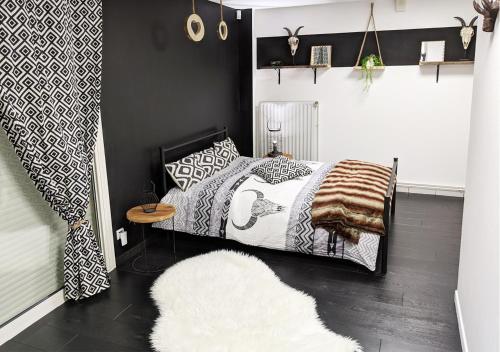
420 40 446 63
310 45 332 67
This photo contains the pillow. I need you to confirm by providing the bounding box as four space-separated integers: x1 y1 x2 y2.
166 154 207 192
193 147 226 177
214 137 240 166
252 156 313 185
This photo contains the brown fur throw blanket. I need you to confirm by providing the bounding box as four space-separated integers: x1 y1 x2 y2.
311 160 393 244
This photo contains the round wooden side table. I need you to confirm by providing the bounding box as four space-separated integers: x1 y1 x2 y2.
126 203 176 273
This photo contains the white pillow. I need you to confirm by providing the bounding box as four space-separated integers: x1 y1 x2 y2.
193 147 227 177
213 137 239 167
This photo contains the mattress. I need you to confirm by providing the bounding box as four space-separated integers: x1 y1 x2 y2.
153 157 380 271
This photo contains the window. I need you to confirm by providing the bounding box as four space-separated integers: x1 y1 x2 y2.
0 131 98 326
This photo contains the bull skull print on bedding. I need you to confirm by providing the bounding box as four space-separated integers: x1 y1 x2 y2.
0 0 110 300
454 16 479 50
284 26 304 60
232 190 285 231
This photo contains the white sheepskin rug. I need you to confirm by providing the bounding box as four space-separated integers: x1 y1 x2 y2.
150 250 362 352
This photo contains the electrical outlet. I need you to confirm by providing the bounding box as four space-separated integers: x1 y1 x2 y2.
120 230 128 246
116 228 128 246
395 0 406 12
116 228 125 241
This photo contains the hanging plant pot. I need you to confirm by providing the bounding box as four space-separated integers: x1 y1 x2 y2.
360 54 384 91
353 3 385 91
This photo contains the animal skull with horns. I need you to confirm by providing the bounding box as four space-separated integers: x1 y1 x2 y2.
454 16 478 50
473 0 500 32
283 26 304 57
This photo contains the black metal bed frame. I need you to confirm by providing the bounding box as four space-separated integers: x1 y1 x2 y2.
159 128 398 276
377 157 398 275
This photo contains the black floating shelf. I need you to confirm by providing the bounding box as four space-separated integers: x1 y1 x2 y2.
258 65 330 85
257 27 477 73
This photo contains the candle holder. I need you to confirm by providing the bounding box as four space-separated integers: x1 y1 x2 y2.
267 121 282 157
141 181 159 213
268 140 283 158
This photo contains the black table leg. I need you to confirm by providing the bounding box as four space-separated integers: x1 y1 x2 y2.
142 224 148 266
172 216 176 261
131 223 167 273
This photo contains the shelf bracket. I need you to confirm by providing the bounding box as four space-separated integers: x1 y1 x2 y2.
436 64 440 83
273 67 281 84
312 67 317 84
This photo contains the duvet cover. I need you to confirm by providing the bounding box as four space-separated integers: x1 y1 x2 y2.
153 157 380 270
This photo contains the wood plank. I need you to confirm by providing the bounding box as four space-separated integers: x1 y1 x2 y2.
5 194 464 352
126 203 175 224
419 60 474 65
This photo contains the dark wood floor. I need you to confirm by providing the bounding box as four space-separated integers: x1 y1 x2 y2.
1 193 463 352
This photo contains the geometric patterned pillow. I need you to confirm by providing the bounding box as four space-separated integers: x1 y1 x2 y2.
251 155 313 185
193 147 226 177
214 137 240 167
284 156 314 177
166 153 207 192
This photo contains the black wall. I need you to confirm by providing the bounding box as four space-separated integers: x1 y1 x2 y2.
258 27 476 68
101 0 253 258
238 9 253 157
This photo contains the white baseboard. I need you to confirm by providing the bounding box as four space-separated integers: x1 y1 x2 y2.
455 290 468 352
397 182 465 198
0 289 66 346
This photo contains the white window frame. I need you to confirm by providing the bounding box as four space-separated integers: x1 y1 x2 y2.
0 117 116 345
92 118 116 272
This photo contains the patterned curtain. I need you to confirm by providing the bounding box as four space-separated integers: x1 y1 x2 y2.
0 0 110 299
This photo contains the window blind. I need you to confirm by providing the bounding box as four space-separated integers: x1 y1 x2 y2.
0 131 98 326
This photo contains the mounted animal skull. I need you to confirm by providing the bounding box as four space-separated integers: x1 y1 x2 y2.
454 16 478 50
473 0 500 32
283 26 304 57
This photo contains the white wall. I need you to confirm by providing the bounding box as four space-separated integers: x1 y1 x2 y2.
456 14 500 352
254 0 476 190
255 0 477 36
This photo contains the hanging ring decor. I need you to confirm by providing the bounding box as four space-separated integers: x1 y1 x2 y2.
185 0 205 42
217 0 228 40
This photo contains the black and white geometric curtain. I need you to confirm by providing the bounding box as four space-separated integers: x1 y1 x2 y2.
0 0 110 299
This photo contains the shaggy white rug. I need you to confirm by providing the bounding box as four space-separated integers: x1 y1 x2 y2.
150 250 362 352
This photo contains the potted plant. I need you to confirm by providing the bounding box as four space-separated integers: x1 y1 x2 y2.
360 54 383 90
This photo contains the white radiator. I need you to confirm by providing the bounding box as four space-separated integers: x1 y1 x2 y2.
257 101 319 161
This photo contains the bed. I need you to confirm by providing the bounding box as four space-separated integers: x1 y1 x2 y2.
153 128 398 275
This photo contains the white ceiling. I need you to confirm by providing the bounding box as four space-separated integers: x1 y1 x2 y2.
211 0 362 9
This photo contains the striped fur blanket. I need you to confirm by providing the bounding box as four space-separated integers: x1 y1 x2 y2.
311 160 393 244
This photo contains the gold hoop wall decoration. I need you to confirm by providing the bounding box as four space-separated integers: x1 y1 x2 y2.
185 0 205 42
217 0 228 40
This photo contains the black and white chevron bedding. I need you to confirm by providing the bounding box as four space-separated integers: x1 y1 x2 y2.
153 157 380 271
